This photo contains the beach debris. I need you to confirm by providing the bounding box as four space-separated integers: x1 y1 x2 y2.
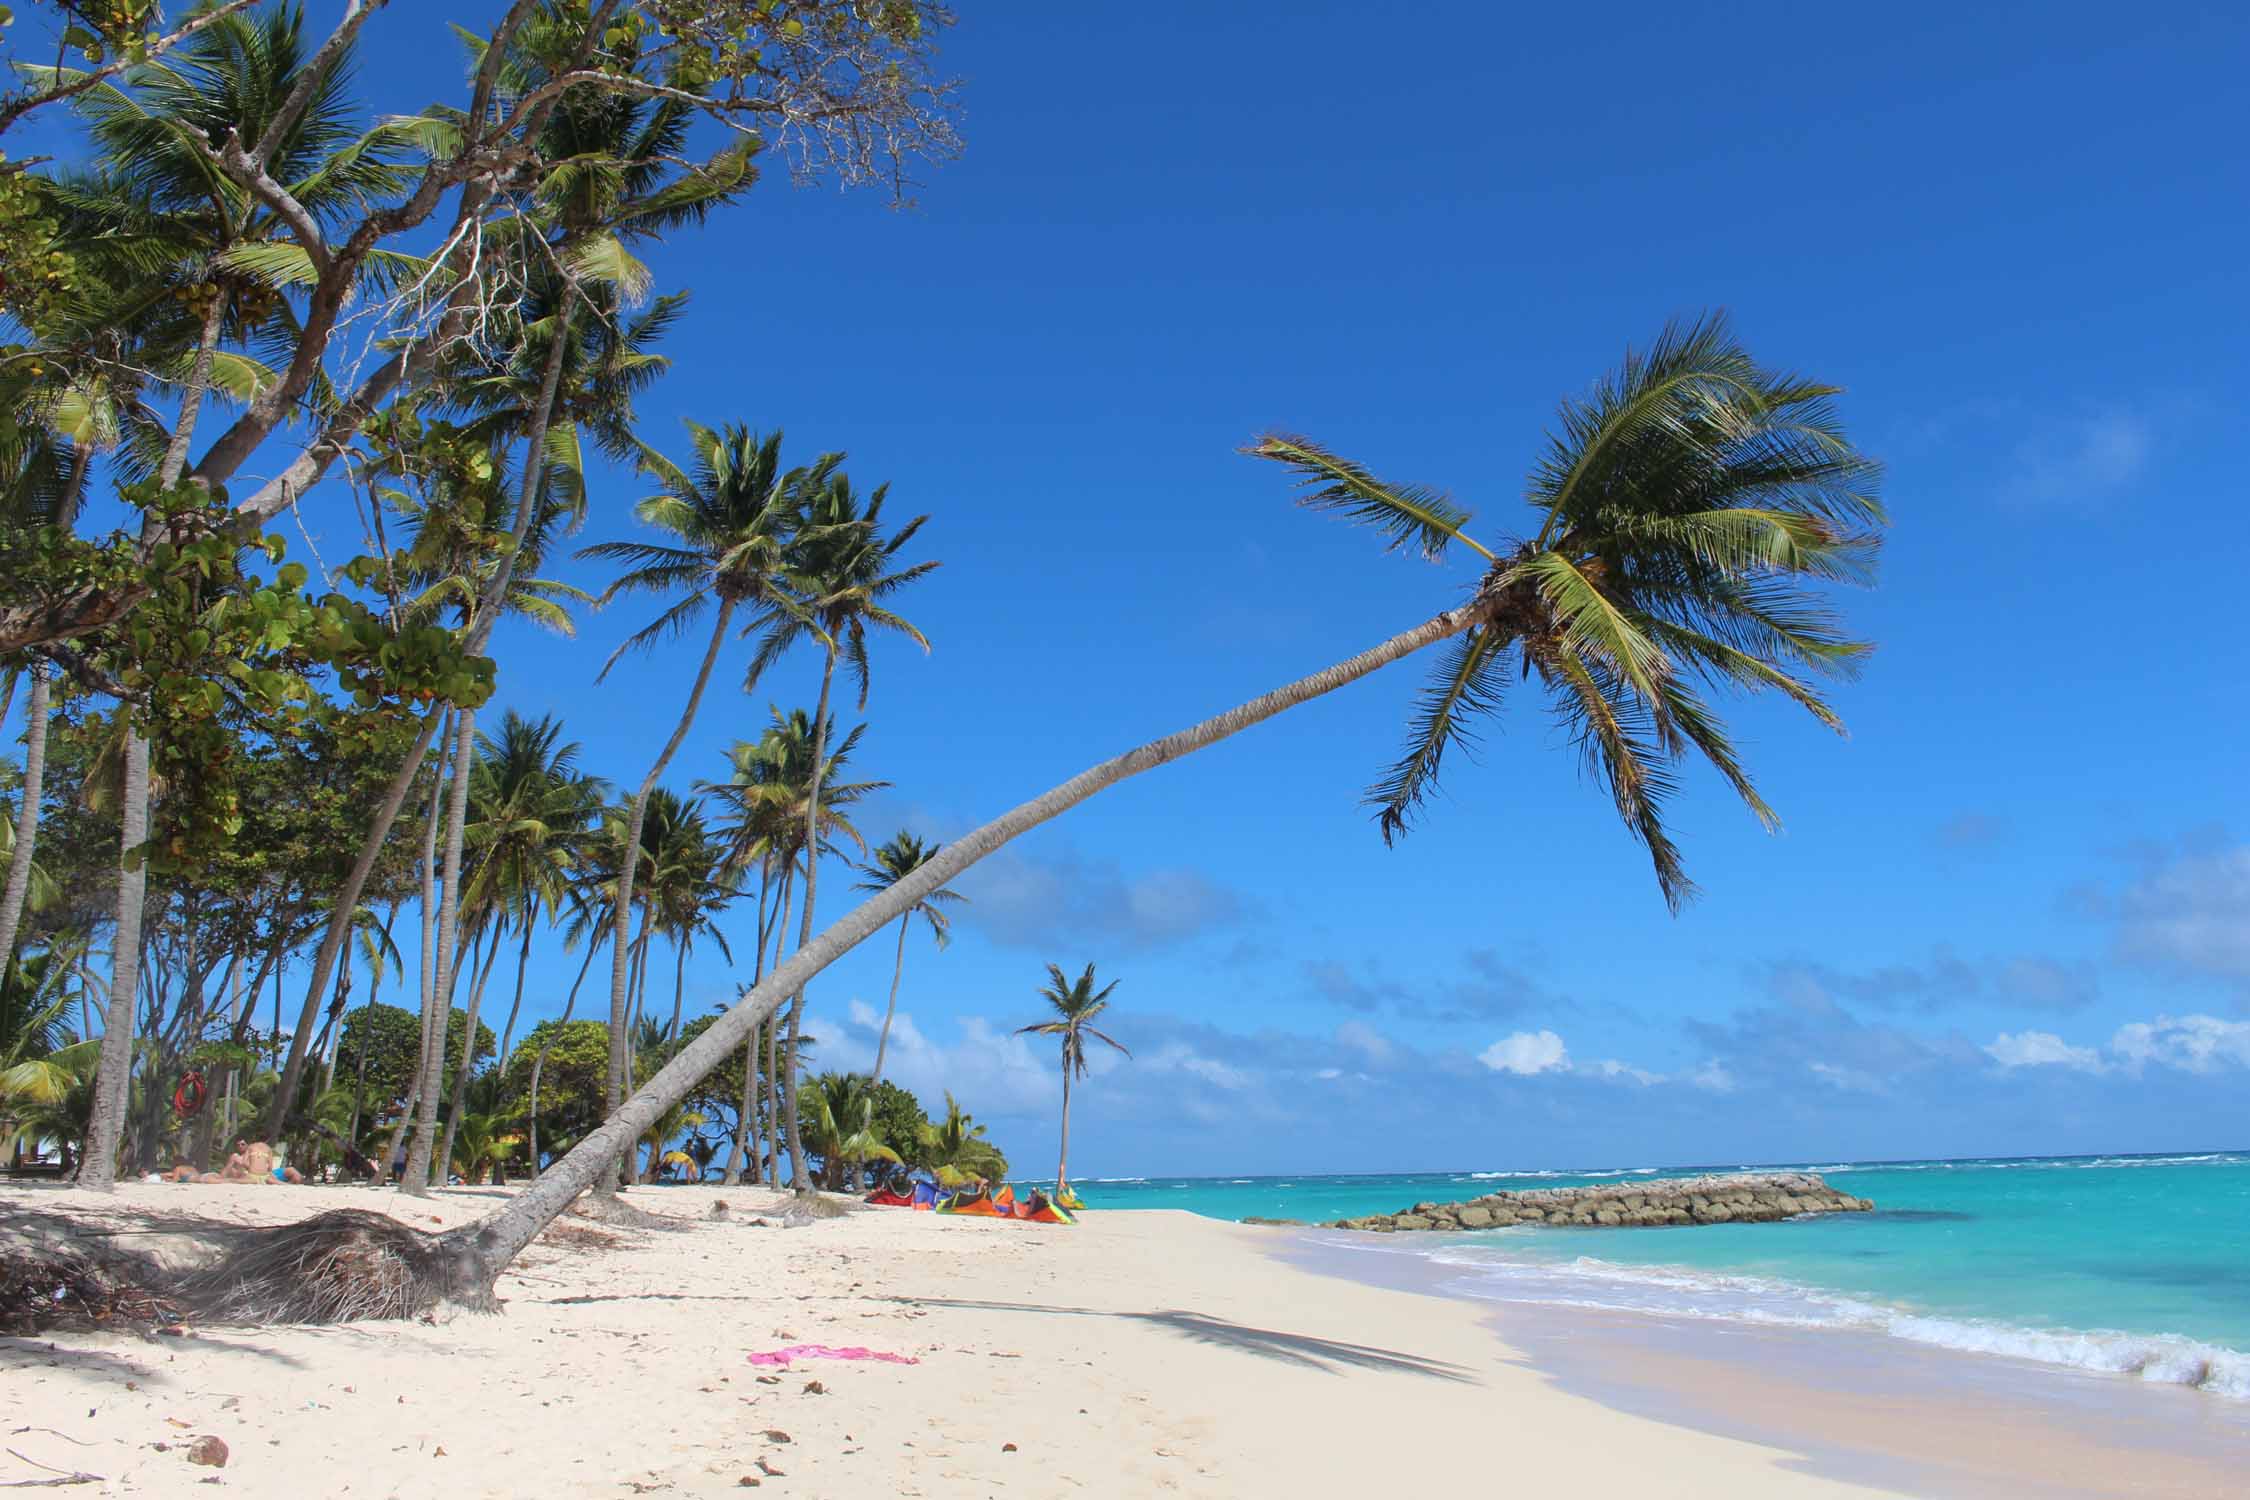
1328 1173 1876 1233
748 1344 918 1367
184 1436 228 1468
761 1430 791 1445
1002 1443 1018 1453
2 1445 105 1487
755 1458 785 1477
801 1380 826 1396
709 1201 731 1220
737 1478 760 1488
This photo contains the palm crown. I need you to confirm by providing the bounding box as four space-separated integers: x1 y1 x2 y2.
1251 314 1884 909
854 832 963 945
1018 962 1131 1079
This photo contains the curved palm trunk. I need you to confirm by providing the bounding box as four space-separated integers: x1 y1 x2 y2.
1056 1059 1073 1192
443 600 1480 1284
782 647 839 1190
496 910 536 1076
764 865 793 1188
720 863 771 1185
344 932 386 1153
437 922 504 1184
271 280 576 1135
600 598 736 1197
850 913 914 1186
529 930 601 1176
0 664 53 968
80 729 151 1191
402 707 477 1195
318 953 352 1092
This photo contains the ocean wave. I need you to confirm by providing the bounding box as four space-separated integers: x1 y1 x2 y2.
1389 1248 2250 1400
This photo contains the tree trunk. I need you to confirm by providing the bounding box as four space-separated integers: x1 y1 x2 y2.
663 934 687 1053
403 707 476 1195
763 863 794 1189
318 948 352 1092
528 930 600 1176
80 729 151 1191
266 709 443 1140
344 935 382 1153
436 920 503 1183
598 597 735 1196
441 599 1480 1287
0 664 52 967
268 275 575 1137
783 647 839 1190
1056 1058 1073 1192
853 913 912 1186
721 863 771 1185
495 909 536 1070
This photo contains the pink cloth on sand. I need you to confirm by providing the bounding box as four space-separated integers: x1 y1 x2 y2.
746 1344 919 1367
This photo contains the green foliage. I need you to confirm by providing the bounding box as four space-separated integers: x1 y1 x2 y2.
1246 314 1885 908
335 1001 495 1117
503 1018 610 1154
865 1077 928 1161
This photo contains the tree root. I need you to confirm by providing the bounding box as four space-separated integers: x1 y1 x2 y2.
566 1195 687 1232
168 1210 491 1324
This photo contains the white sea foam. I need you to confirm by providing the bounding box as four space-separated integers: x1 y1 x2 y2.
1380 1246 2250 1400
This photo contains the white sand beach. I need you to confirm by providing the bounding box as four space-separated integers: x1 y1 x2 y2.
6 1181 2242 1498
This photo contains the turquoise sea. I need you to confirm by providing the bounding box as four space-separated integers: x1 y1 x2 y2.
1069 1150 2250 1399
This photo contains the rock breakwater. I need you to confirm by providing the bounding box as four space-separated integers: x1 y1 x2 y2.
1329 1172 1872 1232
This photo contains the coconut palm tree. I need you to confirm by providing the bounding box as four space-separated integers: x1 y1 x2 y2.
702 707 880 1185
741 470 935 1187
913 1091 1008 1185
1017 964 1128 1194
577 423 815 1191
853 833 963 1092
437 318 1888 1294
800 1071 900 1190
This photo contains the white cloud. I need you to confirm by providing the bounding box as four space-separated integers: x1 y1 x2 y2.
1589 1059 1660 1086
1808 1060 1884 1093
2115 846 2250 983
1480 1029 1570 1076
1142 1043 1252 1092
1985 1029 2104 1072
2006 408 2154 506
2109 1014 2250 1074
1686 1060 1736 1093
1334 1020 1395 1067
1315 1067 1343 1081
824 1000 1056 1114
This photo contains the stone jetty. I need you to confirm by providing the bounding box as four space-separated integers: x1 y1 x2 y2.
1328 1172 1872 1232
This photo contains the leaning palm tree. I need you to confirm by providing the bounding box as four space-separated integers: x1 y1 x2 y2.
577 424 812 1194
744 470 936 1187
392 318 1888 1302
1017 964 1129 1194
853 832 962 1093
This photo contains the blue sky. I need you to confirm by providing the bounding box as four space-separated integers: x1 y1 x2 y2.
19 2 2250 1176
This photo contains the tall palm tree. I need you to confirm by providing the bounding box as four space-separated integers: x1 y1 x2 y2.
578 423 811 1192
441 318 1889 1291
1017 964 1129 1194
743 471 935 1187
853 833 963 1094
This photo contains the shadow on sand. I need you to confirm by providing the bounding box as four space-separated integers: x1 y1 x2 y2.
886 1296 1477 1382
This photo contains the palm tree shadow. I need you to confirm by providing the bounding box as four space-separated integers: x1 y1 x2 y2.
885 1297 1476 1383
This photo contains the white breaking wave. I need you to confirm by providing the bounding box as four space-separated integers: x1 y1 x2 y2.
1383 1247 2250 1400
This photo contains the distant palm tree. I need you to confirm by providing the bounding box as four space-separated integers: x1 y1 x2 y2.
853 832 963 1090
578 423 811 1187
1017 964 1129 1194
744 470 936 1187
800 1071 900 1190
912 1090 1009 1185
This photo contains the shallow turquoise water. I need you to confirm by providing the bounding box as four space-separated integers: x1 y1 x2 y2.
1069 1151 2250 1396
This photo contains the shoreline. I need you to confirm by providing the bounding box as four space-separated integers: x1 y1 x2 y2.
1278 1226 2250 1499
5 1180 1918 1497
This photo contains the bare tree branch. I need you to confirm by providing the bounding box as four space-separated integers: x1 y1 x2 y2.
0 0 263 139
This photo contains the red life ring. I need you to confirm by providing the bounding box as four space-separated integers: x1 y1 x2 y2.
172 1071 209 1119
